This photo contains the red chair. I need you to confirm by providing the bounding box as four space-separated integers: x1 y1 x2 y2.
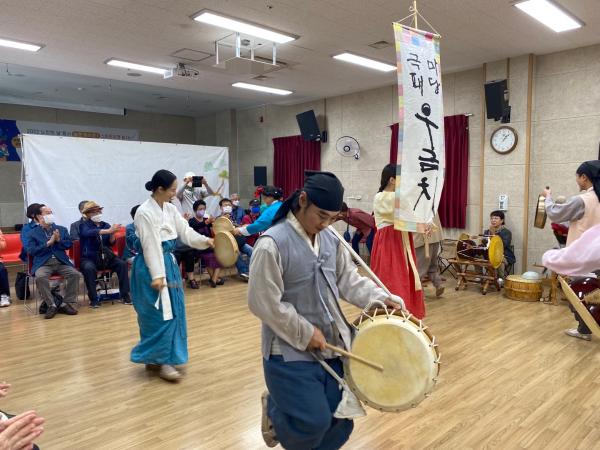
25 256 78 314
2 233 24 267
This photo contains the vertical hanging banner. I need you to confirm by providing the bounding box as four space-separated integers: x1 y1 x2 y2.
393 23 444 232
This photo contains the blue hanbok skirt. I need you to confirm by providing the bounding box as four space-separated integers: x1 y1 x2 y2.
130 239 188 365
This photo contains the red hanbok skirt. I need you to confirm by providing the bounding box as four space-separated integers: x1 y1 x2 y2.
371 225 425 319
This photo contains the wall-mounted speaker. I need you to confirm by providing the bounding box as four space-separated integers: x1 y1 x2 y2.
296 110 321 141
254 166 267 187
484 79 509 122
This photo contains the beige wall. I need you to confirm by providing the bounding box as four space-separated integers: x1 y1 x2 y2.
212 43 600 274
0 104 196 227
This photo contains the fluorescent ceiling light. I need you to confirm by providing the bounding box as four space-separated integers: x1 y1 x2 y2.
192 10 297 44
106 59 168 75
232 82 292 96
0 38 43 52
332 52 396 72
514 0 583 32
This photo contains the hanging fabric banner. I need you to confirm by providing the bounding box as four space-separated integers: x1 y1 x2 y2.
393 23 444 232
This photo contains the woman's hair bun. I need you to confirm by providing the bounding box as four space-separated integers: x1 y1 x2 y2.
144 180 154 191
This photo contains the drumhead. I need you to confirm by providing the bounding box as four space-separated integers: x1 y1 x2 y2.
214 232 239 267
344 309 439 412
213 216 235 234
534 195 547 229
487 235 504 269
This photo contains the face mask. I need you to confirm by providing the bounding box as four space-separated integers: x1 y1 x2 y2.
43 214 55 225
251 206 260 214
196 209 206 218
91 214 103 223
222 206 232 214
232 200 240 207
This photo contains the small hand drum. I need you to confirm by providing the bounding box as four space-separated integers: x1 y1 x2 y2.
214 231 239 267
213 216 235 234
344 305 440 412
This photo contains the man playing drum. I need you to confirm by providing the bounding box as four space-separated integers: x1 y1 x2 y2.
248 171 403 449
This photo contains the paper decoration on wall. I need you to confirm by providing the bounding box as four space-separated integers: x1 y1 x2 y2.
393 23 445 232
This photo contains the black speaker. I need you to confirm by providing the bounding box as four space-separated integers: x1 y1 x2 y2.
296 110 321 141
254 166 267 187
484 80 509 121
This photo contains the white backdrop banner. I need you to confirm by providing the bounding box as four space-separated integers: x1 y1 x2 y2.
23 134 229 227
393 23 445 232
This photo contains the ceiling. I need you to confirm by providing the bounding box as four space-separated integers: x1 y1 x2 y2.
0 0 599 117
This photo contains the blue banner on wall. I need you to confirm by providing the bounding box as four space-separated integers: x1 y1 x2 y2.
0 119 22 161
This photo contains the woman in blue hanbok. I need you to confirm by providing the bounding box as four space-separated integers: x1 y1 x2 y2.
130 170 213 382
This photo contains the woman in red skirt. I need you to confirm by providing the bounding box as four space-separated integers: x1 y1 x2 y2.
371 164 425 319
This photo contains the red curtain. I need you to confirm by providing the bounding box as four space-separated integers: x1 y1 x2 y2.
389 123 399 165
273 135 321 198
389 115 469 228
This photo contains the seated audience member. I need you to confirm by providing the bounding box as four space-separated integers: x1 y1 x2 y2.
189 200 223 288
220 198 251 281
27 204 80 319
176 171 215 217
230 193 245 224
234 185 283 238
0 381 44 450
123 205 140 263
19 203 43 262
241 199 261 247
337 202 376 255
79 201 131 308
69 200 88 241
0 231 10 307
483 210 516 279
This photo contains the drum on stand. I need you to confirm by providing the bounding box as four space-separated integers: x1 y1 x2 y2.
504 275 543 302
455 235 504 269
343 305 440 412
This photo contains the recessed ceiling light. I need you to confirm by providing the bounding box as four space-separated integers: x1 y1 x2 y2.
192 10 297 44
0 37 43 52
232 82 292 95
514 0 583 32
332 52 396 72
106 59 168 75
126 72 142 77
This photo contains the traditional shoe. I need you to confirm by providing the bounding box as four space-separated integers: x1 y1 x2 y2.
261 391 279 448
564 328 592 341
188 279 200 289
59 303 78 315
44 305 58 319
435 286 445 298
239 273 250 282
159 365 182 382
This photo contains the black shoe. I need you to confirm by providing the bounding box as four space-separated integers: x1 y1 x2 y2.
59 303 78 315
216 278 225 286
209 280 217 288
90 301 101 309
121 294 132 305
44 305 58 319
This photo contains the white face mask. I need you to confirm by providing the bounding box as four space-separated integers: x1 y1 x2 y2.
232 200 240 207
91 214 103 223
43 214 55 225
222 206 232 214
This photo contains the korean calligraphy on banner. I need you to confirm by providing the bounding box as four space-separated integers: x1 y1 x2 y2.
393 23 444 232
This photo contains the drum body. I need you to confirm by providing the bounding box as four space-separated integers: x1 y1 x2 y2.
455 235 504 269
570 277 600 323
343 307 439 412
534 195 547 229
213 217 235 234
504 275 542 302
214 232 239 267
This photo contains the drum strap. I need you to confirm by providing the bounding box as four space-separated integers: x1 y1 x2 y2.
402 231 422 291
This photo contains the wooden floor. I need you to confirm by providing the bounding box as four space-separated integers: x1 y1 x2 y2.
1 274 600 450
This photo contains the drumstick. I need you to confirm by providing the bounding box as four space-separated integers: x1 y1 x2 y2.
328 226 393 298
324 343 384 372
